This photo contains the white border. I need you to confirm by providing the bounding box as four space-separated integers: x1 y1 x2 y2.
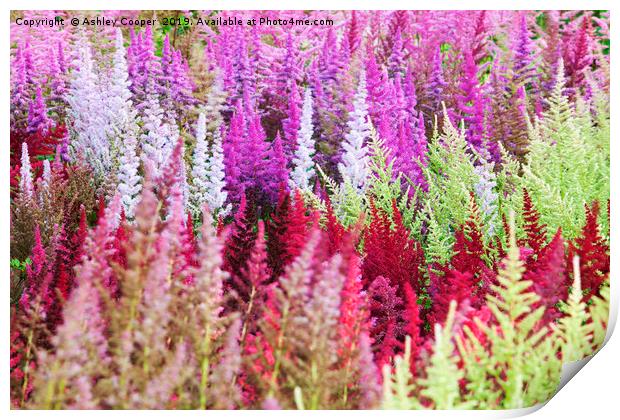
2 1 617 418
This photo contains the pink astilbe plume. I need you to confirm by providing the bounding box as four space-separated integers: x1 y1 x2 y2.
367 276 404 369
520 188 548 256
456 51 486 150
362 201 425 294
27 86 52 134
224 193 259 295
564 13 595 91
282 81 302 161
425 46 447 115
31 196 121 409
524 228 567 324
264 133 290 203
266 190 315 280
511 13 538 90
235 220 271 339
209 318 243 409
568 202 610 303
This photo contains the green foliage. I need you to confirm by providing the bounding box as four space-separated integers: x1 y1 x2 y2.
317 165 365 228
553 257 593 362
419 302 475 409
382 303 474 409
381 336 419 410
494 142 525 241
466 215 558 408
553 256 610 361
522 62 610 240
421 107 479 262
367 131 404 217
589 281 610 351
11 257 31 272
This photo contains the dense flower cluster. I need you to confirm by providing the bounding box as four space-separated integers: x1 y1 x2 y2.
10 10 610 410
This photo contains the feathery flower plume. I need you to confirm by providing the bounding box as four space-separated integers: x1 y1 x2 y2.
339 71 371 193
289 88 315 192
19 142 34 199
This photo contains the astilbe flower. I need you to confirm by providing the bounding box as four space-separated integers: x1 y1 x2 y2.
19 142 34 200
289 88 316 192
140 78 176 179
266 190 315 281
523 228 567 324
428 193 493 330
568 202 610 303
157 137 190 218
388 28 405 76
456 51 486 150
425 46 447 115
207 126 231 216
344 10 362 53
367 275 420 370
65 33 112 182
223 193 259 296
333 225 381 403
209 318 243 409
451 195 494 297
252 231 321 405
111 28 142 219
392 113 428 191
363 202 424 367
243 113 272 203
159 34 196 120
39 159 52 191
282 80 301 161
48 41 67 108
170 48 196 109
265 132 289 202
511 13 538 90
256 228 368 408
233 220 271 339
27 86 52 134
355 332 382 408
183 207 244 409
520 188 547 256
223 101 275 206
222 105 244 204
11 42 32 123
24 217 87 332
564 14 594 91
323 193 349 256
473 153 498 237
30 196 121 409
542 11 563 91
338 71 372 193
428 268 475 329
470 11 490 64
492 68 530 158
229 33 257 109
191 112 214 213
19 227 51 312
364 51 390 124
362 201 424 293
127 27 163 105
203 70 228 131
277 32 303 93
